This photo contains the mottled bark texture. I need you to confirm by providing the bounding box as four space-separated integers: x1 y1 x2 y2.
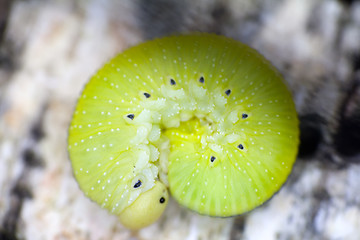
1 0 360 239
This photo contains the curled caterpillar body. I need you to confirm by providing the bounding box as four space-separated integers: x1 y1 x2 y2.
68 33 299 228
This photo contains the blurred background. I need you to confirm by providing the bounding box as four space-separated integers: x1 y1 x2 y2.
0 0 360 239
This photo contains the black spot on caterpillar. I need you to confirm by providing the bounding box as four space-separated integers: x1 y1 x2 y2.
133 180 142 188
127 114 135 120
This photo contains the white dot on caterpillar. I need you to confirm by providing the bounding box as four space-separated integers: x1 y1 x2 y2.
97 180 101 183
86 148 89 152
97 163 101 167
91 187 94 190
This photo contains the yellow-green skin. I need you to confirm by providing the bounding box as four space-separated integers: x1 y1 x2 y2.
68 33 299 228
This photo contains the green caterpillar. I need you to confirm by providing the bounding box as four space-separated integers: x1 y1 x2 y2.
68 33 299 229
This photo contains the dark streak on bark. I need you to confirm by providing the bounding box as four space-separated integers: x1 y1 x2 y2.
337 0 360 6
0 175 32 240
298 114 324 159
334 74 360 160
0 0 12 45
229 216 245 240
0 106 47 239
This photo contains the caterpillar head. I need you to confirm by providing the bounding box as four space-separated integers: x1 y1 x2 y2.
118 181 168 230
